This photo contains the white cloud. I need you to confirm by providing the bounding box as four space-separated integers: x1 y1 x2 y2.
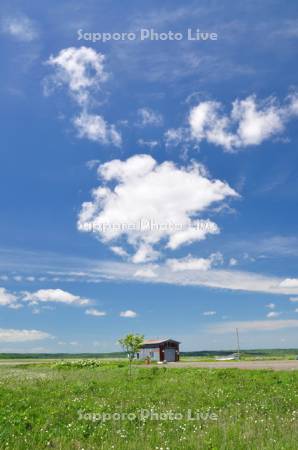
164 128 188 147
134 268 157 278
0 329 51 342
0 287 17 307
110 246 129 258
138 108 163 127
289 297 298 302
85 308 106 317
26 276 35 282
131 244 160 264
229 257 238 266
78 155 237 262
14 276 22 282
166 220 219 251
209 320 298 333
2 249 298 297
280 278 298 288
45 47 121 147
202 311 217 316
188 93 298 152
295 308 298 313
120 310 138 318
95 261 298 296
46 46 108 106
23 289 91 306
1 15 38 42
137 139 159 149
9 303 23 310
167 253 223 272
74 112 121 146
266 303 276 309
266 311 280 318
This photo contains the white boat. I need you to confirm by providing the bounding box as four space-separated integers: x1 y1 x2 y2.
215 353 239 361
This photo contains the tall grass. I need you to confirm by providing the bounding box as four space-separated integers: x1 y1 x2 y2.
0 364 297 449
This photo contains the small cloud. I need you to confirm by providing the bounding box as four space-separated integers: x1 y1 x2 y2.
120 310 138 318
1 14 39 42
266 311 280 318
137 139 159 149
134 268 157 278
0 287 18 307
280 278 298 288
266 303 276 309
8 303 23 310
110 246 129 258
289 297 298 302
85 308 106 317
132 244 160 264
202 311 217 316
229 257 238 266
0 275 8 281
138 108 163 127
23 288 91 306
210 319 298 333
45 46 121 147
26 276 35 282
164 127 188 147
86 159 100 170
73 112 122 147
0 328 51 342
46 46 108 106
14 276 22 282
167 252 223 272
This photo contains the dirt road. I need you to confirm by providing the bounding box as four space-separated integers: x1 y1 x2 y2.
155 360 298 371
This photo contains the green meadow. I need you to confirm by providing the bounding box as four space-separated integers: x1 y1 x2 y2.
0 360 297 449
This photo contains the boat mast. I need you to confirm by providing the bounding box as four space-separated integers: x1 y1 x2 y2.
236 328 240 359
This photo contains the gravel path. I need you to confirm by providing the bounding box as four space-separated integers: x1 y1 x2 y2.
152 360 298 371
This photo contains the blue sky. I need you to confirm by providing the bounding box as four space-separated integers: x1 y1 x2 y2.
1 0 298 352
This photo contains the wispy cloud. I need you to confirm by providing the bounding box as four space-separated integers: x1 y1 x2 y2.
120 310 138 318
134 268 157 278
1 14 39 42
209 320 298 334
44 46 121 146
167 253 223 272
137 108 163 127
266 311 280 318
202 311 216 316
2 248 298 296
0 328 51 342
85 308 106 317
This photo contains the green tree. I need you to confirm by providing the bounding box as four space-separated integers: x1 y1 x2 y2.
118 333 144 376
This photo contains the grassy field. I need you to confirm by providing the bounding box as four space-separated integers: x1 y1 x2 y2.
0 360 297 449
181 349 298 362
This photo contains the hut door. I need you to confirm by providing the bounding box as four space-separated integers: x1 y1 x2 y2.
164 348 176 362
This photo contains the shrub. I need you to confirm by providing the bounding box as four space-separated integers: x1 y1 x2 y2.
52 359 101 369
